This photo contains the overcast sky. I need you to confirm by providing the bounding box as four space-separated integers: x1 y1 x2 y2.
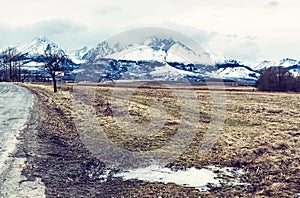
0 0 299 63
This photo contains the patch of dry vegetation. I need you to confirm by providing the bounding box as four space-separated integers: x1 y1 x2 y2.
22 83 300 197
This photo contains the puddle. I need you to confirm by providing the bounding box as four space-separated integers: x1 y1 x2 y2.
114 165 246 191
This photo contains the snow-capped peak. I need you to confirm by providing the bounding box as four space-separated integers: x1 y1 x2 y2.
82 41 122 62
166 42 211 64
222 59 242 65
68 46 89 64
252 60 275 71
253 58 300 71
142 36 176 52
76 46 89 57
16 36 64 56
106 43 166 62
85 36 212 65
277 58 298 67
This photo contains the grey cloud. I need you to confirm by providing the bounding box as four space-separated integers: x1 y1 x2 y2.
156 22 218 44
265 1 279 8
0 20 88 49
223 40 261 61
246 35 258 40
145 22 261 62
0 20 262 62
150 22 261 62
96 7 122 16
22 19 87 35
0 24 22 47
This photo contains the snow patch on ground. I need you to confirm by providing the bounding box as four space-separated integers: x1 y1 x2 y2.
114 164 246 192
0 158 46 198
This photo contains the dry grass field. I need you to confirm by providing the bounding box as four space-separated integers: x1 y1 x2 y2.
22 82 300 197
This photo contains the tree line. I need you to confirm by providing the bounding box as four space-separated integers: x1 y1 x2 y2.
0 44 69 92
256 67 300 92
0 47 27 82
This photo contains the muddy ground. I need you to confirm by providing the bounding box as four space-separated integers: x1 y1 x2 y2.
17 83 300 197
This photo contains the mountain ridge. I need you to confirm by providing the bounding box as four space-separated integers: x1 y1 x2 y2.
1 36 299 83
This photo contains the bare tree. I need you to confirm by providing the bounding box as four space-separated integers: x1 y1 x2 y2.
292 75 300 92
20 69 29 83
38 44 68 92
0 47 23 82
257 67 296 92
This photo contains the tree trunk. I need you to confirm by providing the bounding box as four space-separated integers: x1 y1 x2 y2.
18 64 21 82
9 63 12 81
52 75 57 93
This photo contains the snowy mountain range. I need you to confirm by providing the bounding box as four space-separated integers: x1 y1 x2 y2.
81 36 211 64
253 58 300 70
1 36 299 83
